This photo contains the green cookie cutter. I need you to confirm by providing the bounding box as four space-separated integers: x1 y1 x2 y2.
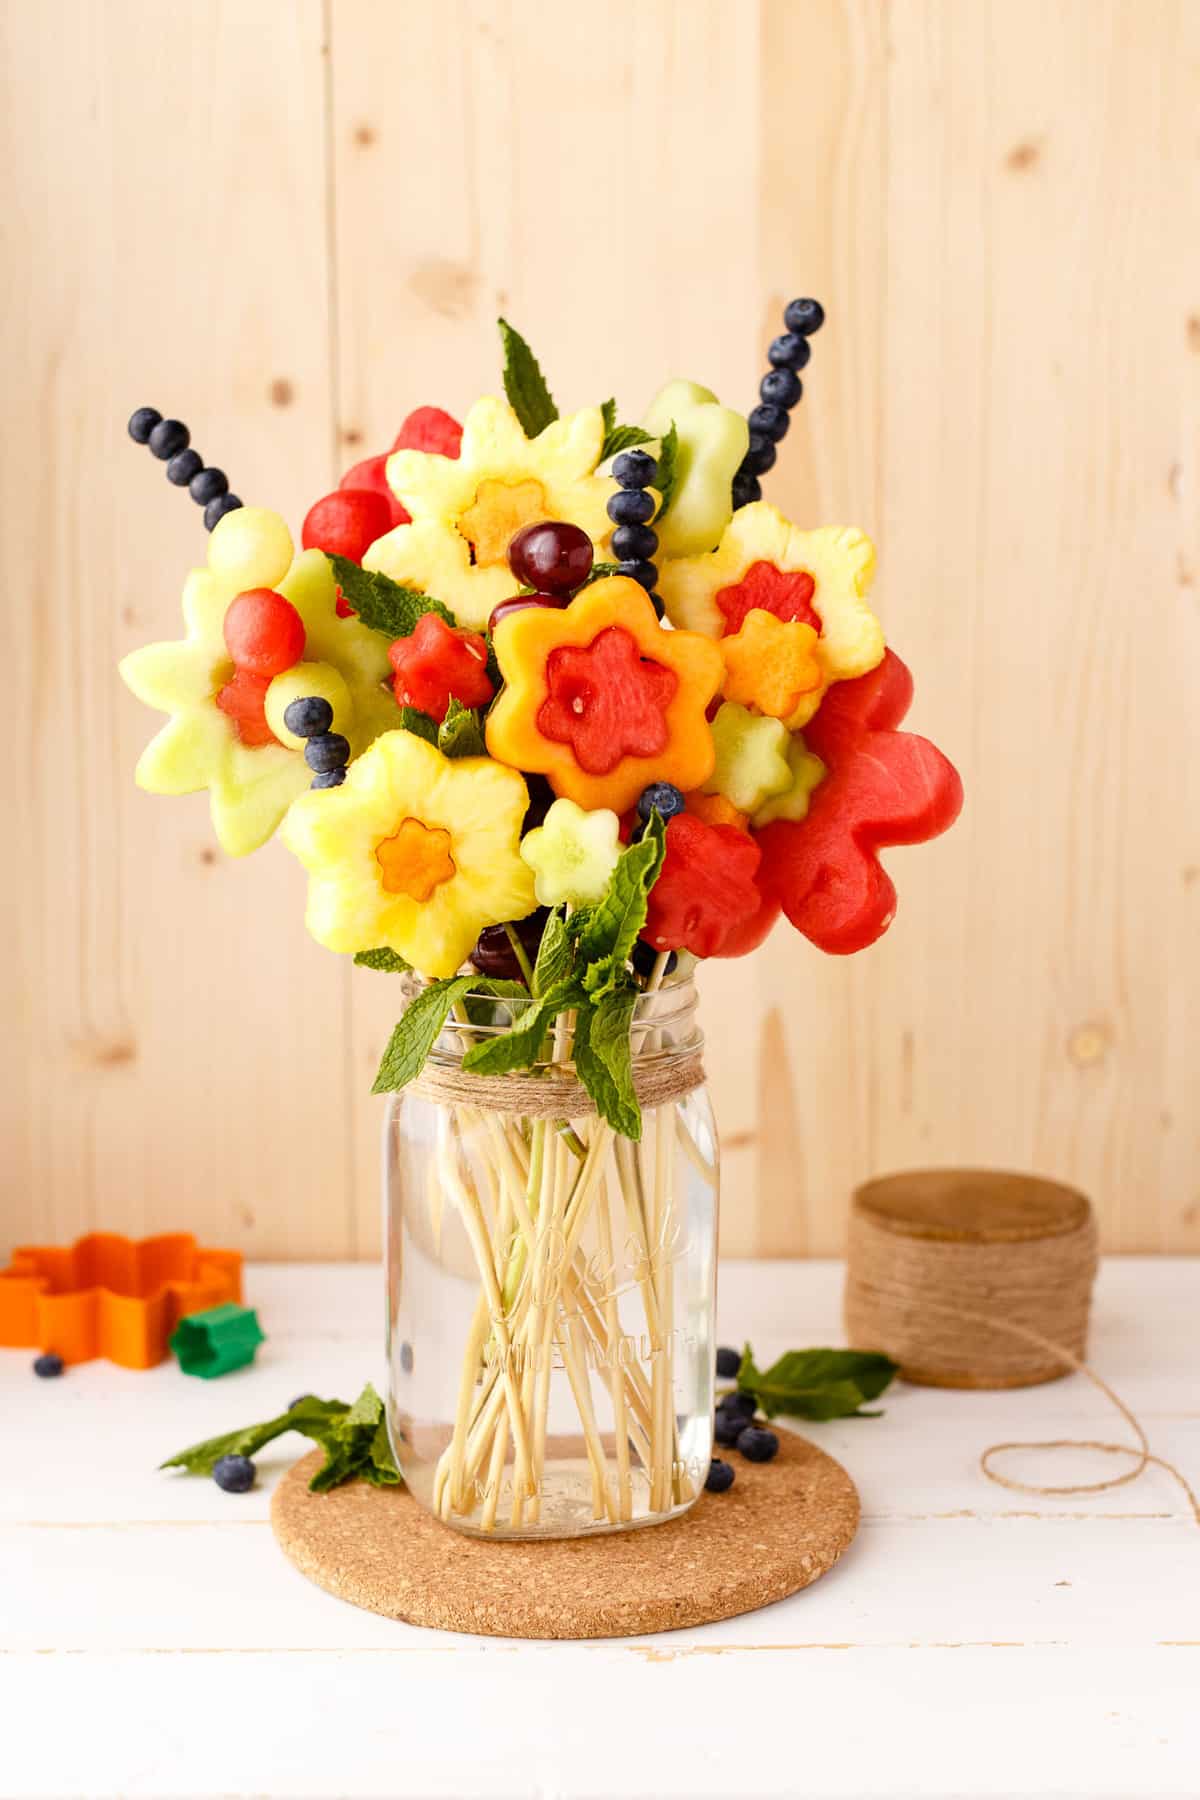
169 1302 265 1379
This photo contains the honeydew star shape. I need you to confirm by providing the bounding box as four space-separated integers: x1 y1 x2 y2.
655 501 884 729
519 798 622 909
363 396 615 631
281 729 535 980
702 701 794 816
119 509 398 857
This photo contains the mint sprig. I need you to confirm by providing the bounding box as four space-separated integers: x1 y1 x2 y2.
372 975 480 1093
576 812 666 1000
599 400 655 465
573 986 640 1138
160 1385 400 1493
653 422 679 519
498 318 558 437
437 699 485 759
326 555 454 639
354 947 412 975
397 706 438 745
734 1347 899 1421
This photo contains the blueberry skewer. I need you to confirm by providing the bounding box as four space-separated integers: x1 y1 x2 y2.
608 447 661 611
732 296 826 510
127 407 243 532
282 696 352 790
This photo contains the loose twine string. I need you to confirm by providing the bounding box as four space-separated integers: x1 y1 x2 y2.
845 1207 1200 1525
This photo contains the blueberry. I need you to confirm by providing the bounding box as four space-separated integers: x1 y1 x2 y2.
189 466 228 506
33 1352 64 1378
784 296 825 336
631 940 676 980
204 493 242 531
311 768 347 789
283 695 334 739
611 523 658 563
166 448 204 487
705 1458 736 1493
715 1345 741 1378
607 487 656 526
612 449 658 490
714 1409 748 1447
736 1425 779 1463
617 558 658 592
148 417 190 461
636 781 685 823
760 369 803 411
128 406 161 444
768 332 812 373
718 1391 757 1420
731 470 762 510
305 731 351 773
748 402 790 444
743 432 777 477
399 1341 414 1374
213 1453 256 1494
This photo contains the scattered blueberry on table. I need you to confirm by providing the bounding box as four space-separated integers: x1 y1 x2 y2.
212 1453 256 1494
705 1458 736 1494
719 1391 756 1420
33 1352 64 1378
714 1409 748 1447
715 1345 741 1379
736 1426 779 1464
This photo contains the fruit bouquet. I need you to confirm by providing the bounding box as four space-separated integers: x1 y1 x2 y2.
120 304 962 1539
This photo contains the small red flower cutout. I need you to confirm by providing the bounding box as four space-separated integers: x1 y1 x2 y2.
537 626 678 776
716 561 820 636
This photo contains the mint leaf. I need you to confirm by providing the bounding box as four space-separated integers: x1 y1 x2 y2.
600 398 616 437
498 318 558 437
372 976 478 1093
397 706 438 746
532 907 572 998
736 1347 899 1421
366 1417 402 1486
437 698 485 759
574 986 640 1139
576 812 666 998
653 422 679 519
460 979 580 1077
160 1396 350 1476
601 422 655 463
578 561 623 589
354 947 412 975
326 555 454 638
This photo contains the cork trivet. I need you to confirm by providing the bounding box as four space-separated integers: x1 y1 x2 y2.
271 1435 859 1641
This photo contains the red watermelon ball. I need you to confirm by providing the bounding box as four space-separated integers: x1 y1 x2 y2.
393 406 463 458
302 488 395 563
338 453 410 529
222 589 306 679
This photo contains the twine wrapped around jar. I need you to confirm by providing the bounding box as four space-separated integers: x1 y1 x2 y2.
411 1047 706 1119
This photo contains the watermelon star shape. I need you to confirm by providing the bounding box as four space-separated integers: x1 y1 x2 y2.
656 502 884 729
363 396 615 630
486 576 724 815
756 648 964 954
120 508 399 856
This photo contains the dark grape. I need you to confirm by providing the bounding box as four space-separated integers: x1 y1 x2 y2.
507 521 594 596
487 591 569 636
468 909 549 981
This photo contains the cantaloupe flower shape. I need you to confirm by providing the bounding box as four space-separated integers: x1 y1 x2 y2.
656 502 884 729
119 508 398 857
281 730 535 979
364 397 614 630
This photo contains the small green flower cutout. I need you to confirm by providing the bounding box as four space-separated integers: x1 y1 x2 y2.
702 702 794 816
519 798 622 907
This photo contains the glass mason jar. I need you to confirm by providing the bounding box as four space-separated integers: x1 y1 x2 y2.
384 975 718 1539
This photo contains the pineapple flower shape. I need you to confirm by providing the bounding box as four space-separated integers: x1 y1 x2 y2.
520 798 622 908
656 501 884 729
281 729 535 979
486 576 725 815
363 397 615 631
119 508 398 857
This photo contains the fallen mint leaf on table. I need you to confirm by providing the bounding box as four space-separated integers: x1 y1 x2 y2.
735 1347 899 1421
161 1385 400 1493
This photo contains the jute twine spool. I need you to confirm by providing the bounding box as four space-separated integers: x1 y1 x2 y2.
845 1168 1199 1523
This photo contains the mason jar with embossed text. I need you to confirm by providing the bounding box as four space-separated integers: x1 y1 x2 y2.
383 973 717 1539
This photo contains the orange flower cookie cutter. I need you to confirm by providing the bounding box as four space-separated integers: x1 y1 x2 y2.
0 1232 243 1369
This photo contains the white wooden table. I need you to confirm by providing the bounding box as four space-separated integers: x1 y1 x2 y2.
3 1259 1197 1799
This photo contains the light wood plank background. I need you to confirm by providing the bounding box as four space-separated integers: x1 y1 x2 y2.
2 0 1196 1260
